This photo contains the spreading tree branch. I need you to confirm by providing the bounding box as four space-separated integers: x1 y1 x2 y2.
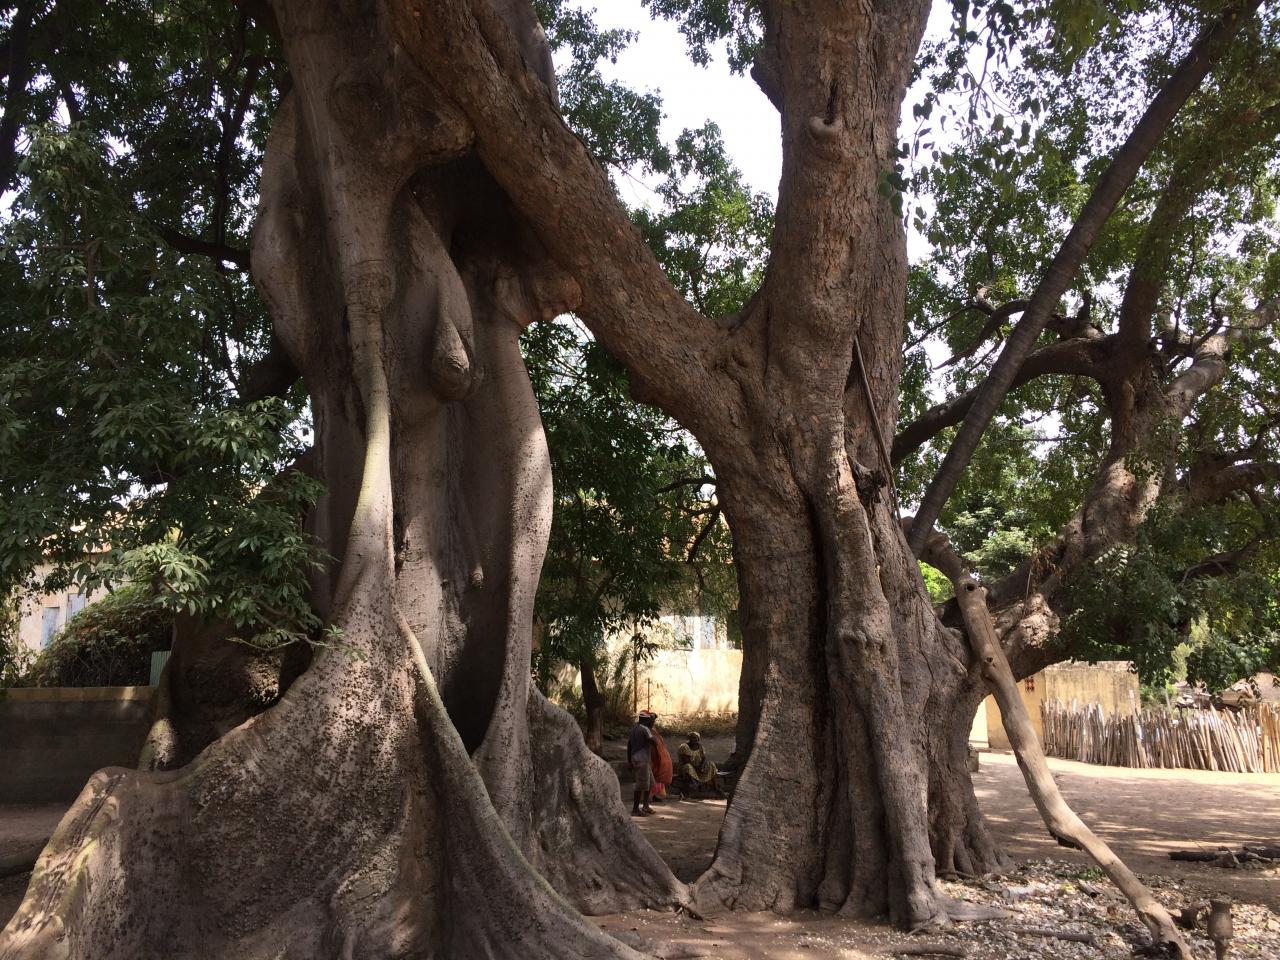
1180 539 1267 582
0 1 38 190
156 225 251 271
1188 460 1280 505
1117 101 1280 360
893 336 1107 464
905 1 1261 555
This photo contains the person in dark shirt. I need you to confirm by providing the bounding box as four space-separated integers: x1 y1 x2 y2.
626 711 656 816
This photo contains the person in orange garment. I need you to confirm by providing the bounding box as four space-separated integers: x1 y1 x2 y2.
648 713 674 804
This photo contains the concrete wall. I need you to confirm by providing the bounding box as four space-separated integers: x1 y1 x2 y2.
985 660 1137 750
634 649 742 716
0 686 153 803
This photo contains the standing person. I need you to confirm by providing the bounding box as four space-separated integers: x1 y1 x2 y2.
649 715 673 804
626 711 656 816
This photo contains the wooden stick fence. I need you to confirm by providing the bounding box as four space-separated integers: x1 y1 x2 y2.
1040 699 1280 773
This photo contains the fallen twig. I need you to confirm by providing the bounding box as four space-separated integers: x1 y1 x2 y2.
1007 926 1096 944
883 945 967 958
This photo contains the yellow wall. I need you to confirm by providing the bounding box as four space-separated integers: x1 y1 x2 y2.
984 660 1138 750
17 565 110 656
634 649 743 716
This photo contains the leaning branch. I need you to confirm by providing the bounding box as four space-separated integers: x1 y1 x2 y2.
905 1 1260 555
921 526 1192 959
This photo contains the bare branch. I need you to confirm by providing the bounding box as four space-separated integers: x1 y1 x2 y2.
687 506 722 564
893 336 1107 464
156 225 251 271
934 298 1029 370
905 1 1262 555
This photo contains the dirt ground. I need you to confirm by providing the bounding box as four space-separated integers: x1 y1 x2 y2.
598 737 1279 959
3 742 1277 958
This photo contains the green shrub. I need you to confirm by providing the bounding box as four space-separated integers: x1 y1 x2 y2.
22 586 171 688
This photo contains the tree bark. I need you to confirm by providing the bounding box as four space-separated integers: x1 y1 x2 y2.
396 0 1008 929
0 3 677 957
579 651 607 755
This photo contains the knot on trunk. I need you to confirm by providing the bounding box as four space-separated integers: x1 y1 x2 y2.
853 459 887 506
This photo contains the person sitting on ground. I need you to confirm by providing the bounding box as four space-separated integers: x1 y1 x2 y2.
677 731 723 798
627 710 656 816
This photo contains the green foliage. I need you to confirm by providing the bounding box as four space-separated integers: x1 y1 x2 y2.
0 122 321 648
640 0 763 72
21 585 171 688
526 318 736 688
634 123 773 315
919 562 954 604
537 0 671 173
1058 505 1279 686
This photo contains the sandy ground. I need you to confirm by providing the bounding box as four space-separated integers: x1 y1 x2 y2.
598 739 1279 958
2 743 1277 958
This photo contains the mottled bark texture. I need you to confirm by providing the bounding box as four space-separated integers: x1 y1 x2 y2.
393 0 1007 929
0 3 677 958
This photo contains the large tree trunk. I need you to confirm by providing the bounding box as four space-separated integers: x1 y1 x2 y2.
0 4 677 957
385 0 1011 930
696 472 1003 925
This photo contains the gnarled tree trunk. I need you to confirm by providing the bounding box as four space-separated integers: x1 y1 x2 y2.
0 3 677 958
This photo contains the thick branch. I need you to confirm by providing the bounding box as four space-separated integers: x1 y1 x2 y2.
950 573 1191 959
156 225 251 270
906 1 1260 555
390 0 717 422
1181 542 1261 581
1165 333 1230 417
1188 460 1280 505
240 338 301 403
893 337 1106 464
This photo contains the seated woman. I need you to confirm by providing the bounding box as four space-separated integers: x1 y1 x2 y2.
676 731 724 798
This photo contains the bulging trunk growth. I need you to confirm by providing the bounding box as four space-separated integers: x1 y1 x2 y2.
1 3 679 957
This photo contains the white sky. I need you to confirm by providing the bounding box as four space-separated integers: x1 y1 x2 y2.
558 1 958 262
